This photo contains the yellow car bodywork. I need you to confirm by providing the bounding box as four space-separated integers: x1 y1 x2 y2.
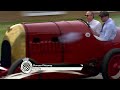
3 24 26 63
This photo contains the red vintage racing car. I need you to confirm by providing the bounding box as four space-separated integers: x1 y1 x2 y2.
0 19 120 79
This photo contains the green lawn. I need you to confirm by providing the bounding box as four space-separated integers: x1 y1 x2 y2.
0 12 120 58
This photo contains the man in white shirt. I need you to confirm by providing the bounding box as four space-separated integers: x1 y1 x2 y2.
85 11 102 36
94 11 117 41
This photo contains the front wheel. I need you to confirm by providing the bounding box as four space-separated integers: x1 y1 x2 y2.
101 48 120 79
7 58 39 79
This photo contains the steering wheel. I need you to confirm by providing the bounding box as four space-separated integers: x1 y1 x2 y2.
77 18 90 28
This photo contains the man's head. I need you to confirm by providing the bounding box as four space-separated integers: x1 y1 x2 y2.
85 11 94 22
99 11 109 22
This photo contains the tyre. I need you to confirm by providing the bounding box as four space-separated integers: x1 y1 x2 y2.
101 48 120 79
1 40 11 67
7 58 38 77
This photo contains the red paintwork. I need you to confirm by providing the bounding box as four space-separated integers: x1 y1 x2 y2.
19 20 120 79
24 22 62 64
1 20 120 79
23 21 120 65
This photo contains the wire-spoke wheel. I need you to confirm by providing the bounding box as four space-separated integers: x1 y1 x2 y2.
101 48 120 79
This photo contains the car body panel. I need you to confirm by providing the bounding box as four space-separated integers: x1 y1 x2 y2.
1 20 120 79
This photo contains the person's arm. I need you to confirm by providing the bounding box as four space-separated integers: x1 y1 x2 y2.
93 35 108 41
90 22 102 36
92 23 102 36
95 22 102 36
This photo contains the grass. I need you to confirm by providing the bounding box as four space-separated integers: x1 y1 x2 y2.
0 12 120 58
